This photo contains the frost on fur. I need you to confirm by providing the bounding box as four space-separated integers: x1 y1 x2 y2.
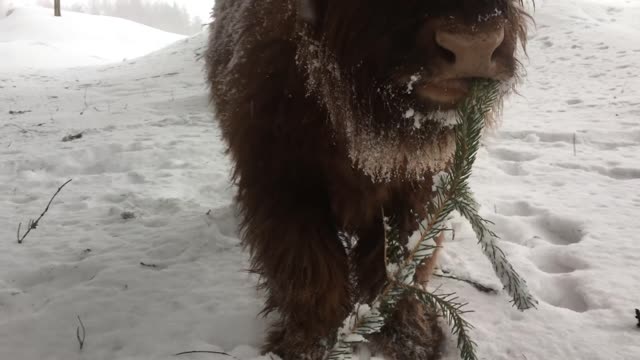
328 80 537 360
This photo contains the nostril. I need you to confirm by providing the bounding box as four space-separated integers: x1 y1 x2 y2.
491 36 507 62
434 25 506 77
436 42 456 64
434 31 459 64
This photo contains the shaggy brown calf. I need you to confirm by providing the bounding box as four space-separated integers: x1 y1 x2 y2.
206 1 530 358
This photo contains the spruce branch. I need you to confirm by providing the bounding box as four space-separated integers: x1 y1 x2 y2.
328 214 443 359
328 303 385 360
410 287 478 360
454 192 537 310
449 81 537 310
328 80 536 359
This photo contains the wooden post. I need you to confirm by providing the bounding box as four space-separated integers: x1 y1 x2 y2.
54 0 61 16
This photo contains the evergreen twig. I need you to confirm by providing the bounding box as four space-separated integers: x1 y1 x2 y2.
410 287 478 360
446 81 537 310
328 80 536 360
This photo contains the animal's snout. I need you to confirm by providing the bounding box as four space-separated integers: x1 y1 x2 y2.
433 23 507 79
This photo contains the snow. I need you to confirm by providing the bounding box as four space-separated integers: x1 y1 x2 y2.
0 7 185 70
1 1 639 360
406 74 421 94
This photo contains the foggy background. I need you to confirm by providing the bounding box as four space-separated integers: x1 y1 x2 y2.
0 0 213 34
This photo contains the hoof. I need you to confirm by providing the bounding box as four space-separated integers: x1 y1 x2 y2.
368 297 444 360
263 321 330 360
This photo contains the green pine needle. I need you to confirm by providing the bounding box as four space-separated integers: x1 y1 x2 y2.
327 79 536 360
412 288 478 360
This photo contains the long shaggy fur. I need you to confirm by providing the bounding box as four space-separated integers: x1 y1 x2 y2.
205 1 530 358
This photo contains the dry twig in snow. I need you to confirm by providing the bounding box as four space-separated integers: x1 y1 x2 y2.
16 179 72 244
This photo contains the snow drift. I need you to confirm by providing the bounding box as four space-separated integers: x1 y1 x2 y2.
0 7 184 70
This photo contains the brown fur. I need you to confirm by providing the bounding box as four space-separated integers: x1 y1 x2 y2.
206 1 530 358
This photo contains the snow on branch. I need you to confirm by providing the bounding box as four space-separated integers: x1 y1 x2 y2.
328 80 536 360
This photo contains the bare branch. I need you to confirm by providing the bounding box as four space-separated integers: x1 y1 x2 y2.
76 315 86 350
17 179 73 244
174 350 238 358
434 273 498 294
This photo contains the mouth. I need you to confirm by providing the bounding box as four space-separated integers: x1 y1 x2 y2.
415 78 472 108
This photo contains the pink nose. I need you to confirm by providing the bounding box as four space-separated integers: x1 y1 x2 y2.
435 26 505 78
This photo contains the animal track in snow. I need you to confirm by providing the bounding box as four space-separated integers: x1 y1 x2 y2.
493 203 591 313
494 201 586 246
497 162 529 176
531 248 589 274
605 167 640 180
489 147 539 162
537 276 590 313
498 130 576 144
555 162 640 180
10 194 39 205
11 263 104 292
537 36 553 48
606 7 623 15
534 213 585 246
566 99 583 105
495 201 541 217
487 201 585 249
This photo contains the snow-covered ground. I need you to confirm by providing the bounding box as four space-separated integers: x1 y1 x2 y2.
0 7 185 69
1 1 639 360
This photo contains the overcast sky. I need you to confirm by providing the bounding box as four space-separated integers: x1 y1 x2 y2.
10 0 214 20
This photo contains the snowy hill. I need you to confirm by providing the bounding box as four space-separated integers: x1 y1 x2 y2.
0 1 639 360
0 7 185 69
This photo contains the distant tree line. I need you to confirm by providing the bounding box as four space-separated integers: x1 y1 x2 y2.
32 0 205 35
